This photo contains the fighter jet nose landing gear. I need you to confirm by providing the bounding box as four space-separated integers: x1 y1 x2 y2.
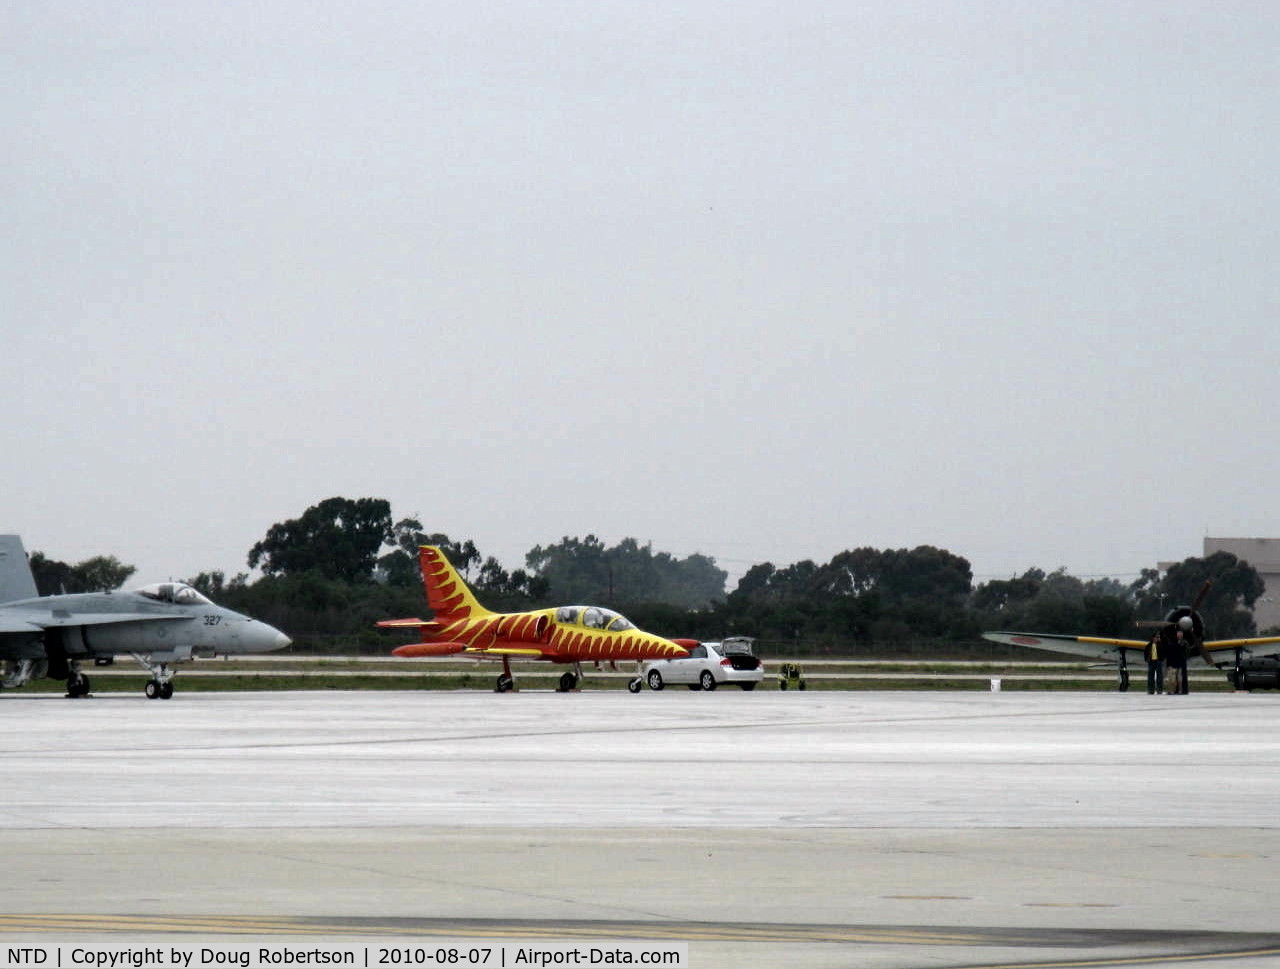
132 653 177 699
144 678 174 699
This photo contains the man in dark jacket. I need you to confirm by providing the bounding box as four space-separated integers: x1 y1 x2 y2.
1163 624 1190 695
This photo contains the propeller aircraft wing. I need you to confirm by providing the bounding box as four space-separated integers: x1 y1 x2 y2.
983 631 1280 661
982 631 1147 662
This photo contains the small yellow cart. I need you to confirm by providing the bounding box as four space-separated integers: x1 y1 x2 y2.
777 662 806 690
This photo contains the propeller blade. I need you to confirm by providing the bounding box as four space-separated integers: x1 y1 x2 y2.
1191 580 1212 612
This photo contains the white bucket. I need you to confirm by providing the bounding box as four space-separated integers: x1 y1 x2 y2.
990 678 1002 692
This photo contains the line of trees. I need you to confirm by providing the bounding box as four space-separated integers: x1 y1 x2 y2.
29 496 1273 653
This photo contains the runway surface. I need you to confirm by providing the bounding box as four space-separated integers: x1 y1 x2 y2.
3 688 1280 968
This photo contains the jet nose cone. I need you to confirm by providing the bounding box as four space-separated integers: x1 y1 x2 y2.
245 620 291 652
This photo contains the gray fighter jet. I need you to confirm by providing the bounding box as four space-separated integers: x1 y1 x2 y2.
0 535 291 698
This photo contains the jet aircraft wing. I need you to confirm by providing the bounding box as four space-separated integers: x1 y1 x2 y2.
391 641 551 660
0 611 188 634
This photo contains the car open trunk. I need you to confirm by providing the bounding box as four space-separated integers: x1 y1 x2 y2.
720 637 761 670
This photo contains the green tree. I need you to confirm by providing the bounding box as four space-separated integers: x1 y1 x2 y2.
248 497 394 581
187 570 249 599
29 551 136 595
1137 552 1265 639
525 536 726 608
973 567 1134 636
970 568 1044 614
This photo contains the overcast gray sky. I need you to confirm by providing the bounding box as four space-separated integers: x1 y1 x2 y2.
4 1 1278 590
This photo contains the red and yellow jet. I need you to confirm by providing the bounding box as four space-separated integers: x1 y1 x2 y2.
378 546 692 693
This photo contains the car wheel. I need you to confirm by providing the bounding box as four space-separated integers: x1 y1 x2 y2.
699 670 716 691
646 669 664 691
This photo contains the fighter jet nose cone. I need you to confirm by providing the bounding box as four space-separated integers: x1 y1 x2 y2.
274 631 292 649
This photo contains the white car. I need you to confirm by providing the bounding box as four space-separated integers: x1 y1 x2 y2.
637 637 764 692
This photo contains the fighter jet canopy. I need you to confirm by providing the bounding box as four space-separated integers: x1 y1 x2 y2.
135 582 212 606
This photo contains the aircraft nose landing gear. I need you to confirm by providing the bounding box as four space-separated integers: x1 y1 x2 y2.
144 678 174 700
132 653 176 699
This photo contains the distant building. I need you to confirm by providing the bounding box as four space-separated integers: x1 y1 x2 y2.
1204 538 1280 633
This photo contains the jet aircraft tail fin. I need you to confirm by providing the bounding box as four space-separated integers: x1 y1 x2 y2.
0 535 39 603
418 546 492 622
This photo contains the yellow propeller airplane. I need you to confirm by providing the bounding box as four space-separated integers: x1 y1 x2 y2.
378 546 692 693
984 581 1280 692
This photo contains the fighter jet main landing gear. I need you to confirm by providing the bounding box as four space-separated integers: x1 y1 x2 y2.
65 662 91 698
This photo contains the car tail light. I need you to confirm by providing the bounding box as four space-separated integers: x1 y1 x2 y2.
720 658 731 666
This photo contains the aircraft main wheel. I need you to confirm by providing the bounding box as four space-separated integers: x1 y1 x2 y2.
159 682 174 699
66 674 90 698
687 684 701 691
699 671 717 691
739 683 756 691
145 680 160 699
646 669 664 691
558 672 577 692
495 673 514 693
627 678 642 694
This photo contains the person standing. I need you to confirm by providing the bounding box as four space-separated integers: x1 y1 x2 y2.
1145 633 1164 694
1165 626 1190 695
